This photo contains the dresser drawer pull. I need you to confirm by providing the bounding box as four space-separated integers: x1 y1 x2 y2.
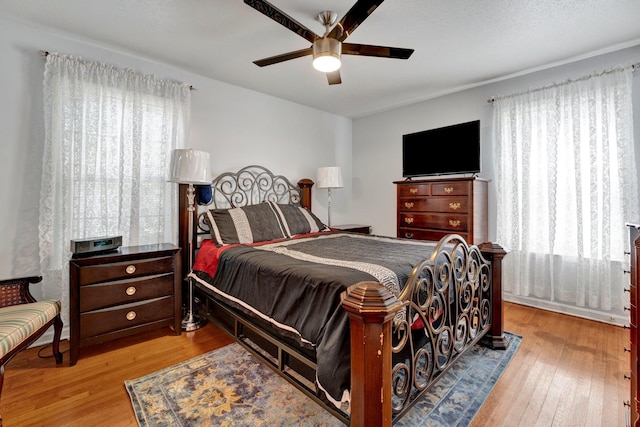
404 217 414 224
126 311 137 321
449 202 461 211
449 219 461 227
404 202 415 209
125 265 136 275
404 232 414 239
125 286 137 296
444 187 454 193
409 188 418 194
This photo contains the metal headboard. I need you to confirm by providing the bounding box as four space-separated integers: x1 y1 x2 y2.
207 165 303 209
178 165 314 272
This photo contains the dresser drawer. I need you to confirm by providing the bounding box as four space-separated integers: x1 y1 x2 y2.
398 227 468 242
399 213 468 232
79 273 175 312
77 255 175 285
80 296 175 339
431 181 470 196
398 197 469 213
397 184 431 197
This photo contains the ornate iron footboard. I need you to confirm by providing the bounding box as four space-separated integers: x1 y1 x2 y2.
390 235 492 418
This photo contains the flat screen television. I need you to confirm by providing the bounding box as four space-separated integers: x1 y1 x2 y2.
402 120 481 178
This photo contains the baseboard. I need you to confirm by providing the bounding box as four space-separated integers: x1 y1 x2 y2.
503 294 629 326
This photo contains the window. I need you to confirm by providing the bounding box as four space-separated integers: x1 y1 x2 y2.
493 67 638 323
39 53 191 321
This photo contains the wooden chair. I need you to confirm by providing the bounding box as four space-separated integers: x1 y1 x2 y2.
0 276 63 425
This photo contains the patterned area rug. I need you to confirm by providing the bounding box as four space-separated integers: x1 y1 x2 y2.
126 333 521 426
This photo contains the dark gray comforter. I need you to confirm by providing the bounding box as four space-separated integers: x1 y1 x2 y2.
191 232 437 408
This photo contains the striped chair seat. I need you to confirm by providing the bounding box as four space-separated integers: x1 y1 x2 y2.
0 300 61 359
0 276 63 426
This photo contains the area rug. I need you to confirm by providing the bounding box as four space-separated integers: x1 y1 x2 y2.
125 332 521 427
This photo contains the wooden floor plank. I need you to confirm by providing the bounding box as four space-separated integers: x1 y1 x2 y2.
0 302 628 426
470 303 628 427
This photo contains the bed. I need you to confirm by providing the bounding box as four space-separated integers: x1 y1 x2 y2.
177 165 508 427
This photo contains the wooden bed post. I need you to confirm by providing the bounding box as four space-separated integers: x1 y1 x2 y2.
478 242 509 350
297 178 314 211
342 282 404 427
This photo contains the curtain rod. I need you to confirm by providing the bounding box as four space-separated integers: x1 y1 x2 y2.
39 50 197 91
486 62 640 104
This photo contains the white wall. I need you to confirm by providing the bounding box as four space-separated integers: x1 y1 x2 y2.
0 16 353 288
352 45 640 239
2 12 639 334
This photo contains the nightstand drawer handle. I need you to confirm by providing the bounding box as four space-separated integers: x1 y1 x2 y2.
125 286 136 296
404 217 414 224
126 311 137 321
404 232 414 239
449 219 461 227
444 187 454 193
125 265 136 274
449 202 461 211
409 188 418 194
404 202 414 209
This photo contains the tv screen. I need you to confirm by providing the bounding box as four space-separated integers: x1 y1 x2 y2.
402 120 481 178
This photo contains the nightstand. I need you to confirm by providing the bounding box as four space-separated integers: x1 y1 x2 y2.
331 224 371 234
68 243 181 365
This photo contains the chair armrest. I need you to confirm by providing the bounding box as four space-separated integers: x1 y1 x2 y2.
0 276 42 307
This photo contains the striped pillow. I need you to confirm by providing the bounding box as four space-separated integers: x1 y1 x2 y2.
205 202 288 246
269 202 328 237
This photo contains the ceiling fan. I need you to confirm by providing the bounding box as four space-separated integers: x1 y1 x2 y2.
244 0 414 85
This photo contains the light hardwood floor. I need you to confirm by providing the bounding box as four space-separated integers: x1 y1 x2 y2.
1 302 629 426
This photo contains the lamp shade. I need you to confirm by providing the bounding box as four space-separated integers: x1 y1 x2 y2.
169 149 211 184
316 166 344 189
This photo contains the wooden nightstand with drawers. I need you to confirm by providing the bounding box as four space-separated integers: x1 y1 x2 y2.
331 224 372 234
69 243 181 366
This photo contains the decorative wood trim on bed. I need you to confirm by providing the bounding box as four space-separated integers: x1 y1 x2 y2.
342 282 404 426
478 242 508 349
177 165 507 427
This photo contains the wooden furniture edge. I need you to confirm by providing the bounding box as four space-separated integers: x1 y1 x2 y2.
341 281 404 427
634 235 640 427
478 242 508 350
297 178 313 211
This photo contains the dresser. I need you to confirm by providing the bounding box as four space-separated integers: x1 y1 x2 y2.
394 177 488 244
627 224 639 427
69 244 181 365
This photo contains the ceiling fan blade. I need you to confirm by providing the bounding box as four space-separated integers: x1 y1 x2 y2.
253 48 313 67
342 43 414 59
326 70 342 85
244 0 320 43
328 0 385 41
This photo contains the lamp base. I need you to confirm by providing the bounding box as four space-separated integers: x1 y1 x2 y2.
181 310 207 332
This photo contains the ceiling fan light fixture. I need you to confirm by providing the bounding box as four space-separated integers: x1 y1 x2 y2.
312 37 341 72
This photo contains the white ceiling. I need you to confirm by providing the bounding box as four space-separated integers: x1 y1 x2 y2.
2 0 640 118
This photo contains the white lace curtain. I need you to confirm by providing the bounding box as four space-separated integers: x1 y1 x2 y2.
39 53 190 323
493 66 639 324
